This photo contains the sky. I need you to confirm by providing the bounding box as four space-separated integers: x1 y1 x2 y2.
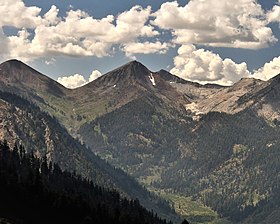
0 0 280 88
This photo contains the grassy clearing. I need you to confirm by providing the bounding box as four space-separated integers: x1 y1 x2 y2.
152 190 231 224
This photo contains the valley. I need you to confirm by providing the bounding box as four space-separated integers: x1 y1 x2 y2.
0 59 279 223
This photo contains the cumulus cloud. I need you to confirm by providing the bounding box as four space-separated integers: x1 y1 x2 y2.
1 0 279 62
0 1 163 62
123 41 169 57
1 0 279 86
89 70 102 82
0 0 43 28
57 74 87 89
153 0 277 49
267 1 280 24
57 70 102 89
43 5 60 26
170 45 251 86
254 56 280 80
0 28 8 60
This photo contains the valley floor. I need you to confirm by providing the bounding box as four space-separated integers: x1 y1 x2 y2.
152 189 232 224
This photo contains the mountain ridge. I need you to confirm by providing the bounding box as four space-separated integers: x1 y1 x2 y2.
0 59 67 96
1 58 279 91
1 59 280 223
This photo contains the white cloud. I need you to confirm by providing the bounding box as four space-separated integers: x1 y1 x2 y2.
0 1 162 62
123 41 169 57
6 28 34 62
57 70 102 89
44 58 56 65
254 56 280 80
0 0 279 87
170 45 251 86
153 0 277 49
0 28 8 61
0 0 43 28
43 5 60 26
57 74 87 89
170 45 280 85
89 70 102 82
267 1 280 24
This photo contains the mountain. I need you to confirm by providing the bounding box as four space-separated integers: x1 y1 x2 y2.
0 91 178 222
0 60 188 136
75 63 280 223
181 77 267 115
0 59 75 134
69 61 189 135
0 59 67 96
0 59 280 223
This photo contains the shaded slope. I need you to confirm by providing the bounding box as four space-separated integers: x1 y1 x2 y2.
0 91 178 222
0 59 67 97
0 59 74 131
0 142 171 224
78 94 192 183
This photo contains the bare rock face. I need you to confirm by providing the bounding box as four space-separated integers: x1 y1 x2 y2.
156 70 266 119
192 78 267 115
163 70 280 121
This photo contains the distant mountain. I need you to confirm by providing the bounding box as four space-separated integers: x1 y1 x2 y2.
1 59 280 223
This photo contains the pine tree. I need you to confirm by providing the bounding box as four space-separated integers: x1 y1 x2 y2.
181 219 190 224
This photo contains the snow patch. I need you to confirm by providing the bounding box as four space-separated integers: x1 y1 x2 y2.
185 102 204 121
149 73 156 86
113 84 117 88
266 142 274 148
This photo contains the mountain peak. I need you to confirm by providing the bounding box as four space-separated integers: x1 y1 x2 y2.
0 59 67 96
2 59 23 65
126 60 144 66
123 60 146 67
0 59 31 70
0 59 43 78
108 60 151 77
116 60 148 71
88 60 152 88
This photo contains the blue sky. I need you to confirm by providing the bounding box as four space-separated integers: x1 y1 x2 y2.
0 0 279 87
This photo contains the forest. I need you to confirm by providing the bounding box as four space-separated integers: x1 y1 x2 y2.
0 91 177 221
0 140 172 224
79 97 280 223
